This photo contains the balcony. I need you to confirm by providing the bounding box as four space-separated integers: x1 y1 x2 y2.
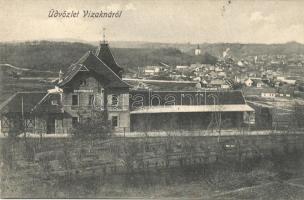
107 105 129 111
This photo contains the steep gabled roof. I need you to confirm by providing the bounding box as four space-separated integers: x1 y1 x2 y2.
0 92 46 114
58 51 129 88
95 43 123 77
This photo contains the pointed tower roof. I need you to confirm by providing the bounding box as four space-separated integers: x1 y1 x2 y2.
95 29 123 77
95 43 123 77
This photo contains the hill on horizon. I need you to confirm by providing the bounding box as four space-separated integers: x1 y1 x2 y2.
0 40 304 75
0 41 218 74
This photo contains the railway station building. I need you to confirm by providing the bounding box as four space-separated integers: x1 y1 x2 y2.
0 41 255 135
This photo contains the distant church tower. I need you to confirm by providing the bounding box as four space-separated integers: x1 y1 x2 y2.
195 44 201 56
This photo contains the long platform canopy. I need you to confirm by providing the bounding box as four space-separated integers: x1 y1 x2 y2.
130 104 254 114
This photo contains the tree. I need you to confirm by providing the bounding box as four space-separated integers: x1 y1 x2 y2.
293 102 304 128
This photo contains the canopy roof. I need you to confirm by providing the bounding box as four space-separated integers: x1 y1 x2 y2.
0 92 46 114
131 104 254 114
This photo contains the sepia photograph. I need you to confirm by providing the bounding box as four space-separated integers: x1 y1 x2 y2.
1 0 304 199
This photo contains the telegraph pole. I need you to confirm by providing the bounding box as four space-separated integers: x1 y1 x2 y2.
21 95 26 141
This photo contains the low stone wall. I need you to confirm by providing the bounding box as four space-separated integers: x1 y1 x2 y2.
1 133 304 184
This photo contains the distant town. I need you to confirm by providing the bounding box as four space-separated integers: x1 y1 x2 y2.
132 45 304 99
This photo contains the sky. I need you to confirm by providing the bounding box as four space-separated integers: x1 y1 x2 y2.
0 0 304 44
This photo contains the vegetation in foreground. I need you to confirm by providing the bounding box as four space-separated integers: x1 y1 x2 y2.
1 136 304 199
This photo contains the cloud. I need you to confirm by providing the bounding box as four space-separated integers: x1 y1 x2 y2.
250 11 275 23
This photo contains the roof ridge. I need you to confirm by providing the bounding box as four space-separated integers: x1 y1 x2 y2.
95 45 100 56
75 51 91 65
31 93 50 112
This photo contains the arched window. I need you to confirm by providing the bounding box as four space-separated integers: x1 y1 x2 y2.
112 95 119 106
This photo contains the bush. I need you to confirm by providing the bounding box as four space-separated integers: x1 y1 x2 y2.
72 112 111 139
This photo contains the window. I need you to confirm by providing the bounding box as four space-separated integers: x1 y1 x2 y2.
80 80 86 86
72 117 79 127
72 94 78 106
51 100 58 105
112 116 118 127
112 95 119 106
88 95 94 105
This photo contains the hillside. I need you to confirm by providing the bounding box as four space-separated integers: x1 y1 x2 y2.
111 41 304 58
0 41 218 74
0 41 94 73
1 40 304 77
39 39 304 55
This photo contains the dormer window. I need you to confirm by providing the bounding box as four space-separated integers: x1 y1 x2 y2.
51 100 58 105
80 80 87 86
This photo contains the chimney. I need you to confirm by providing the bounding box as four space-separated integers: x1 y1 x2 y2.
58 70 64 83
